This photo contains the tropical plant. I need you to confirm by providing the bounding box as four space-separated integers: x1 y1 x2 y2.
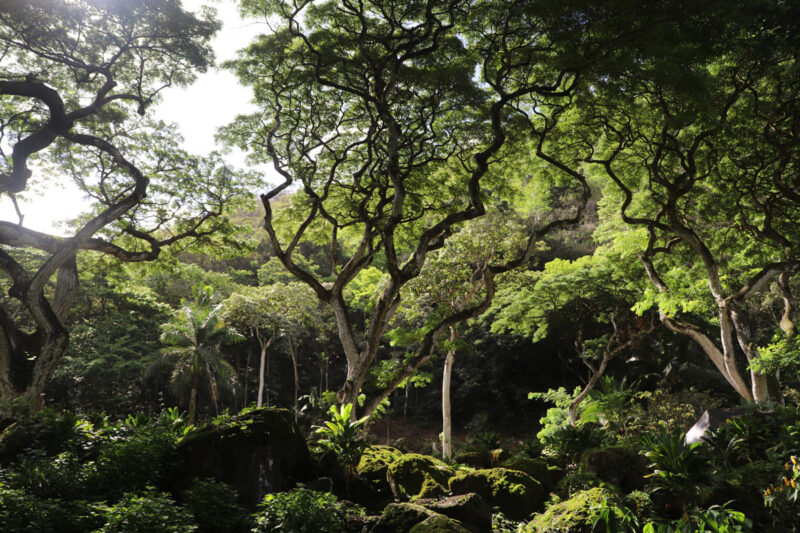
640 430 713 513
763 455 800 528
160 287 244 424
98 488 197 533
314 403 368 474
251 486 351 533
643 504 752 533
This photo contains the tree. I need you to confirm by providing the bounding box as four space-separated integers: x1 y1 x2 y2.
222 282 324 412
160 287 244 424
382 213 526 459
491 248 656 424
569 0 800 402
0 0 251 403
222 0 588 413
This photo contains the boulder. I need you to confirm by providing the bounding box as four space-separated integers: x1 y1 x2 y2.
448 468 544 521
387 453 454 501
579 446 647 492
357 445 404 495
176 408 311 507
369 503 442 533
414 493 492 533
525 487 623 532
409 515 472 533
684 408 748 444
499 456 552 488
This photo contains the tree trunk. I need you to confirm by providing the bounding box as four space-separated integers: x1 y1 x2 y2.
188 384 198 426
290 341 300 422
244 344 251 409
256 329 276 408
441 326 457 461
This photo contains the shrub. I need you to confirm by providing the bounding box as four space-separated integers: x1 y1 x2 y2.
0 483 104 533
313 403 368 474
181 478 249 533
87 425 178 499
640 429 713 515
4 449 87 499
98 488 197 533
251 487 349 533
0 409 94 463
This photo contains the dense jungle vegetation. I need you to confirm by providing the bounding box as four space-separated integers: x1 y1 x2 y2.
1 0 799 530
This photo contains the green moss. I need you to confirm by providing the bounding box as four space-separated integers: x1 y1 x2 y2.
448 468 544 521
408 515 471 533
414 477 448 500
453 451 487 468
500 456 551 486
387 453 454 501
371 503 437 533
357 445 404 493
525 487 623 533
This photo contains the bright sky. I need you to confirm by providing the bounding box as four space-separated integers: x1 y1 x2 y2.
0 0 269 235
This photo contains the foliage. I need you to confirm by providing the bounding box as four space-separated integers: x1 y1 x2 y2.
763 455 800 527
525 487 623 532
98 488 197 533
86 424 178 501
528 387 610 463
491 511 528 533
313 403 368 473
251 487 348 533
160 286 245 422
640 430 713 512
180 478 250 533
0 483 104 533
643 504 752 533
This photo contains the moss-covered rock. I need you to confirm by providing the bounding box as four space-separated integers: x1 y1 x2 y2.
414 493 492 533
524 487 623 532
579 446 646 492
500 455 565 492
447 468 544 521
358 445 404 494
370 502 439 533
387 453 454 501
176 408 311 507
408 515 471 533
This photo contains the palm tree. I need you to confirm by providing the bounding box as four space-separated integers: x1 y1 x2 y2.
160 287 244 425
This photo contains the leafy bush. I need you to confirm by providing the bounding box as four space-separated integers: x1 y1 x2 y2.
0 483 104 533
763 455 800 528
251 487 348 533
313 403 368 473
0 409 94 463
640 429 713 514
528 387 610 464
181 478 250 533
87 424 178 499
643 504 752 532
4 449 87 499
98 488 197 533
